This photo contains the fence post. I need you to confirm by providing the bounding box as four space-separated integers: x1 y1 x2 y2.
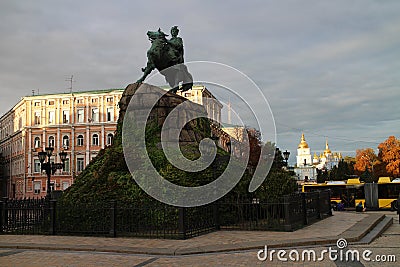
213 202 220 230
0 199 3 233
317 191 321 219
49 199 56 235
178 207 186 239
327 189 333 216
283 195 292 231
1 197 8 233
301 192 308 225
110 200 116 237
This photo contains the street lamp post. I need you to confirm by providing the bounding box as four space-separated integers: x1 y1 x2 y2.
283 150 290 167
38 147 67 199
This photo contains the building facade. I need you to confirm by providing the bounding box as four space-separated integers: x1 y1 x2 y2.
176 84 223 124
0 89 123 199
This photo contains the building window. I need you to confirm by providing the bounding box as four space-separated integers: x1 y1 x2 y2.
34 159 41 173
77 135 84 146
48 100 55 106
107 133 114 146
76 98 83 104
34 101 40 107
34 137 41 148
62 181 70 190
18 117 23 129
63 158 70 173
91 98 98 103
34 112 41 125
62 110 69 124
91 108 99 122
106 107 114 122
77 158 84 172
33 181 41 194
92 134 99 146
62 135 69 148
77 109 84 123
48 111 55 124
106 97 113 103
62 100 69 105
48 136 55 147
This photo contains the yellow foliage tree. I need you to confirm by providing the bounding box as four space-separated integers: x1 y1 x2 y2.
378 136 400 177
354 148 378 176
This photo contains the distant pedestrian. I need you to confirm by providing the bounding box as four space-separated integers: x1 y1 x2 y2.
337 202 344 211
356 201 366 212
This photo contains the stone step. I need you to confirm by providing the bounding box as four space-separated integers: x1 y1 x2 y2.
354 215 393 245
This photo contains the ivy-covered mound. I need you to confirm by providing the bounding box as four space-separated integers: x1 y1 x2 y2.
61 83 231 205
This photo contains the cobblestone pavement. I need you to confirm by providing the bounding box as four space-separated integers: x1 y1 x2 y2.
0 211 398 267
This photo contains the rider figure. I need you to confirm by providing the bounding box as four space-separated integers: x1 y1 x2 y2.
167 26 184 64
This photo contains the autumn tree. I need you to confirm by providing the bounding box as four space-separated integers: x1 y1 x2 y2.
378 136 400 177
354 148 379 181
246 127 262 170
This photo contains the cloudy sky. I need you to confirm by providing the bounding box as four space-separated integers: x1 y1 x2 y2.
1 0 399 163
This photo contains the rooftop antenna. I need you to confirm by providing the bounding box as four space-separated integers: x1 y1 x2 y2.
32 90 35 96
65 75 75 93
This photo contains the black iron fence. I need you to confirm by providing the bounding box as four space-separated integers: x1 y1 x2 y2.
0 190 332 239
0 197 48 234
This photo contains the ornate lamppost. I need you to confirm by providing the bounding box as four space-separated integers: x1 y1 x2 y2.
38 147 67 199
283 150 290 166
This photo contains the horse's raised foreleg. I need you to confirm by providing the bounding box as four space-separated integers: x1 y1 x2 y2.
137 61 155 83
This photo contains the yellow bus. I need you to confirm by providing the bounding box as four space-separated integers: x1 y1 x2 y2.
373 177 400 210
302 179 364 209
303 177 400 210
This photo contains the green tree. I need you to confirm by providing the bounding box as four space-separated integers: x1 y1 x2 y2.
247 145 297 202
317 168 329 183
329 165 338 181
255 171 297 202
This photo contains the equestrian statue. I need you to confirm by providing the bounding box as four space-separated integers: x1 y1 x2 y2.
137 26 193 93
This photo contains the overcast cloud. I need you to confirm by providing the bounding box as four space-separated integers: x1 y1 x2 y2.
1 0 399 163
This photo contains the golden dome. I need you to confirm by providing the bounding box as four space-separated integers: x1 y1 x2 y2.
313 152 319 159
324 139 331 154
298 133 309 149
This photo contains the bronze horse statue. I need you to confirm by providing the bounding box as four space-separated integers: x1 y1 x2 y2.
137 28 193 93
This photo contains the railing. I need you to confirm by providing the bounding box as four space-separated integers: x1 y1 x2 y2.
0 190 332 238
0 197 47 234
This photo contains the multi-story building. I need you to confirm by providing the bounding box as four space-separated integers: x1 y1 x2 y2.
0 84 232 199
176 84 222 124
0 89 123 199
